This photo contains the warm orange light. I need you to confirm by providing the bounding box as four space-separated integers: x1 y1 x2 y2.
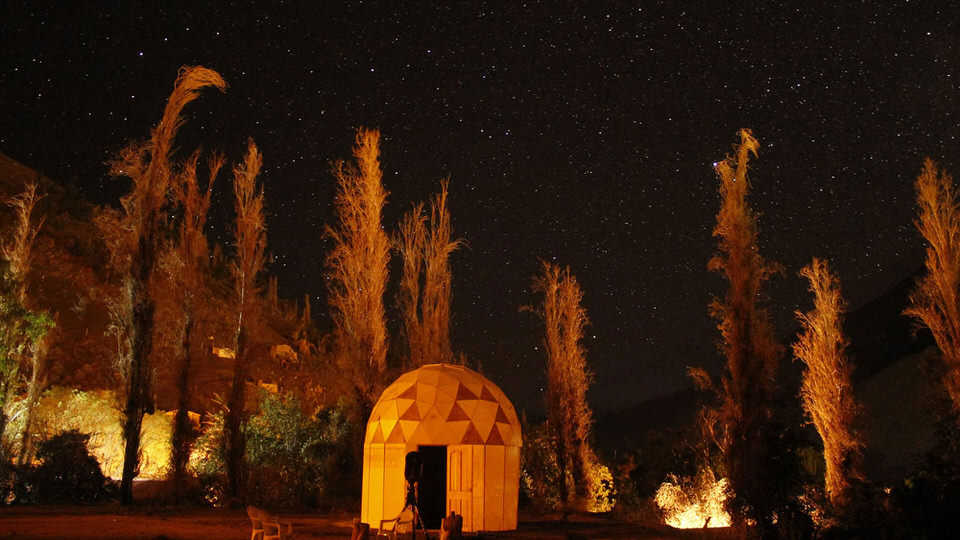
655 473 731 529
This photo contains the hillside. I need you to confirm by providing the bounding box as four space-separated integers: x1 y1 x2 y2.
0 151 328 417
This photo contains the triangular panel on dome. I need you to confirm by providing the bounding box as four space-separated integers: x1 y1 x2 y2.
447 420 471 443
462 379 485 400
379 417 398 442
399 402 421 421
457 399 480 417
369 423 385 444
494 406 510 424
379 379 404 402
379 401 400 421
397 384 419 400
486 423 505 445
413 418 456 446
497 423 518 446
437 377 460 399
421 405 445 424
473 400 499 426
461 422 485 445
417 367 442 387
446 402 471 422
432 394 456 421
399 419 420 441
385 422 406 444
396 398 416 420
455 384 479 401
479 386 498 402
416 383 438 405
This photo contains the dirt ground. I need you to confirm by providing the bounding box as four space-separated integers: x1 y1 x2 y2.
0 506 693 539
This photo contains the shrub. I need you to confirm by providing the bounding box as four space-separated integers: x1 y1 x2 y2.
584 460 616 513
245 392 353 508
519 422 562 513
188 411 227 506
189 393 355 508
28 430 114 503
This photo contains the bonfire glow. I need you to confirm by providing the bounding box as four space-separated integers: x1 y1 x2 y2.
655 474 731 529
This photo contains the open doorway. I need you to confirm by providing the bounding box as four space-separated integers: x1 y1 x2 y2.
417 445 447 529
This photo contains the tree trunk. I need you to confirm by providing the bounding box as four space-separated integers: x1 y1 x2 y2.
224 326 248 505
120 274 156 505
171 314 195 498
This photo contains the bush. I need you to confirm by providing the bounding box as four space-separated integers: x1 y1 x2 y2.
25 430 114 503
189 393 355 509
519 422 562 513
245 392 353 508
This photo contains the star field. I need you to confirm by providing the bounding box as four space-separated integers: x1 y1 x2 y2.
1 2 958 416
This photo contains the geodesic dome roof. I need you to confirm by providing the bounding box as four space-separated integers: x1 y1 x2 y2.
365 363 521 447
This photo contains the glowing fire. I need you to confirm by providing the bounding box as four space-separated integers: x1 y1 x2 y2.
655 473 731 529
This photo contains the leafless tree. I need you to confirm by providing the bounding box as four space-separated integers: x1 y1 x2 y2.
905 159 960 415
396 179 462 367
688 129 782 528
102 66 226 504
325 128 390 416
529 261 595 509
794 258 864 510
162 151 223 496
224 140 266 504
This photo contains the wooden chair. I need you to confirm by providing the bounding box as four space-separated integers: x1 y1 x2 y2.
260 508 294 540
247 506 265 540
377 507 415 540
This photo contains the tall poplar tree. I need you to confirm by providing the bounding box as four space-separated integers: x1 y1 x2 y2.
905 159 960 415
689 129 782 528
529 261 595 508
163 151 223 496
104 66 226 504
396 179 461 367
794 258 864 510
224 140 266 504
325 128 390 416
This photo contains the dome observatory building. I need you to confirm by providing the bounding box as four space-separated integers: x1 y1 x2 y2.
361 363 522 532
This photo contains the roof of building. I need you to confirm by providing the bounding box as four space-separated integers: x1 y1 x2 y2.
365 363 521 447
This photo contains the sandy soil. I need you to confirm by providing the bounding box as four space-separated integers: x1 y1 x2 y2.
0 506 690 539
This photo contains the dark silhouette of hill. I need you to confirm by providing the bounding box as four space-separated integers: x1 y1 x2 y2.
595 268 941 486
844 268 934 382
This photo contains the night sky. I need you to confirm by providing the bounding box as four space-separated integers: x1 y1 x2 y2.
2 2 958 417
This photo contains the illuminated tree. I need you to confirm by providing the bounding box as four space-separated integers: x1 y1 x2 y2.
529 261 595 509
325 128 390 415
224 140 266 503
396 179 461 367
5 181 56 466
162 151 223 496
905 159 960 414
794 258 863 510
102 66 227 504
689 129 782 528
0 181 53 465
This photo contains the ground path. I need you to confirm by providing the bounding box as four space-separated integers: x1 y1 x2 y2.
0 506 692 539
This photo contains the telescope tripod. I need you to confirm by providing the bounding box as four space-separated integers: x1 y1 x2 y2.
402 480 431 540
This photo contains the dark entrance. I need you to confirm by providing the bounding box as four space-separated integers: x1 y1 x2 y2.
417 445 447 529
